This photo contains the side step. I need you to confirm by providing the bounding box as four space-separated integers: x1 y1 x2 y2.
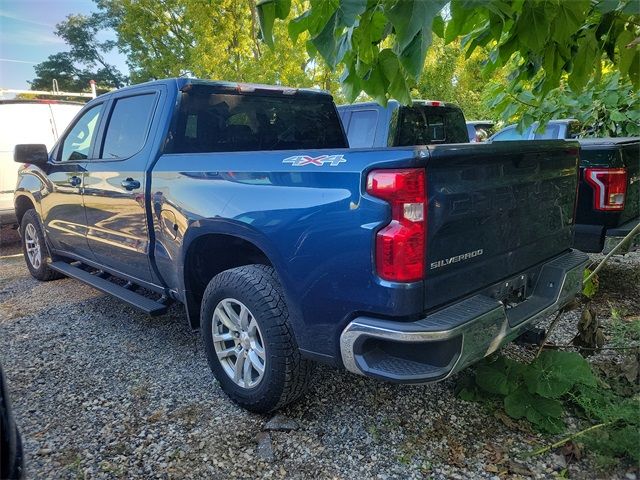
49 261 168 316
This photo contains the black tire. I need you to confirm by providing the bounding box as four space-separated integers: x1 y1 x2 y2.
20 209 63 281
201 264 314 413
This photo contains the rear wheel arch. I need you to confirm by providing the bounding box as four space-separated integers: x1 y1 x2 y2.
182 232 277 329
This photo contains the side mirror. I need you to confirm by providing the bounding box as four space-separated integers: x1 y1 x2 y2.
14 144 49 166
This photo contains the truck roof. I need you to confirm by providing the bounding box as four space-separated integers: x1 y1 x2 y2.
577 137 640 148
101 77 332 98
337 99 460 109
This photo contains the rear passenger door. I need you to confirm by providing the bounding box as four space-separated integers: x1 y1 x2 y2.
82 87 162 284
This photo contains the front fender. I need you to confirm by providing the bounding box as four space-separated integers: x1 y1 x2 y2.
14 166 48 220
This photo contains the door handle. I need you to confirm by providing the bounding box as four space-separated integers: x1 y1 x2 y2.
69 175 81 187
121 178 141 191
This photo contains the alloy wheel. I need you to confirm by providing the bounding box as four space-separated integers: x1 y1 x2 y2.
24 223 41 269
212 298 266 388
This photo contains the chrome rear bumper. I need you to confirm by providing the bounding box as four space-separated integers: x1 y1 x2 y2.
340 250 588 383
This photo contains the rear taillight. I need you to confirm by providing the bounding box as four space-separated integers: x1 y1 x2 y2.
584 168 627 211
367 169 426 282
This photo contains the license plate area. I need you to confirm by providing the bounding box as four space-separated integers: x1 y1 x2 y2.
487 273 530 310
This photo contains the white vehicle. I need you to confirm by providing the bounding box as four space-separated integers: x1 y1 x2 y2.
0 100 83 225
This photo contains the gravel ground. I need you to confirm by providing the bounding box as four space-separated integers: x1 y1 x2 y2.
1 226 638 480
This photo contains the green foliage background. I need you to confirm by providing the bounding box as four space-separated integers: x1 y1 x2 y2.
30 0 640 133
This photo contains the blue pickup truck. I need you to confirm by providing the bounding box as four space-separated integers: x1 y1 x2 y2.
13 79 588 412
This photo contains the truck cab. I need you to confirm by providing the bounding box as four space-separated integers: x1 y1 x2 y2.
337 100 469 148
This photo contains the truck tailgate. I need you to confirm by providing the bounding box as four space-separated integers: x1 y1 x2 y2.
423 141 580 310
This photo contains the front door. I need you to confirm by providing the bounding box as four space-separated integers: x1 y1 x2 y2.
82 89 161 283
40 102 105 260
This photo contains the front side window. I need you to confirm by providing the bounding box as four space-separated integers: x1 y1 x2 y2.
347 110 378 148
59 104 102 162
100 94 156 159
171 88 347 153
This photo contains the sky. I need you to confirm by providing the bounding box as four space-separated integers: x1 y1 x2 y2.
0 0 129 91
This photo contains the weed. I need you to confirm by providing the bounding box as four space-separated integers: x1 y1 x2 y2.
608 305 640 348
458 351 639 465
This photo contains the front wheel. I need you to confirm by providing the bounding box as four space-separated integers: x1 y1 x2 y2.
201 264 314 413
20 209 62 281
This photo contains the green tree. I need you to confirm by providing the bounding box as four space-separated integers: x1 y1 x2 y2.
256 0 640 117
96 0 344 98
30 13 126 93
412 38 500 120
487 71 640 137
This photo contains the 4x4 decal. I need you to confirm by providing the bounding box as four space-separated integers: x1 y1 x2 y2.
282 154 346 167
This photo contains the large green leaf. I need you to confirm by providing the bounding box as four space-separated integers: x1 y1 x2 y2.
398 32 433 78
504 387 564 433
256 0 292 48
526 350 597 399
476 364 511 396
361 60 387 104
336 0 367 27
515 2 550 52
386 0 447 77
569 31 598 91
619 28 640 89
339 61 361 102
504 387 528 419
288 11 311 43
378 49 410 105
551 1 587 44
386 0 446 51
312 12 339 68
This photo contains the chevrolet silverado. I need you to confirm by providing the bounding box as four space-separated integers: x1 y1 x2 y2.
13 78 588 412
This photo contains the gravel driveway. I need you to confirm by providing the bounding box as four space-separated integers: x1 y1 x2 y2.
1 227 637 479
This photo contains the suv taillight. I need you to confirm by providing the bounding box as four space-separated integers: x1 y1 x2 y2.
584 168 627 211
367 169 426 282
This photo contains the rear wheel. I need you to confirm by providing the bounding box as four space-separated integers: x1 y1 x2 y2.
20 209 62 281
201 264 313 413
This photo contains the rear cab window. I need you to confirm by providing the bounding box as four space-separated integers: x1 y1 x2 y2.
170 86 347 153
394 105 467 146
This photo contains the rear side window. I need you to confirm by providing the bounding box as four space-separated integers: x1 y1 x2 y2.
395 106 467 146
171 89 347 153
346 109 378 148
100 94 156 159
